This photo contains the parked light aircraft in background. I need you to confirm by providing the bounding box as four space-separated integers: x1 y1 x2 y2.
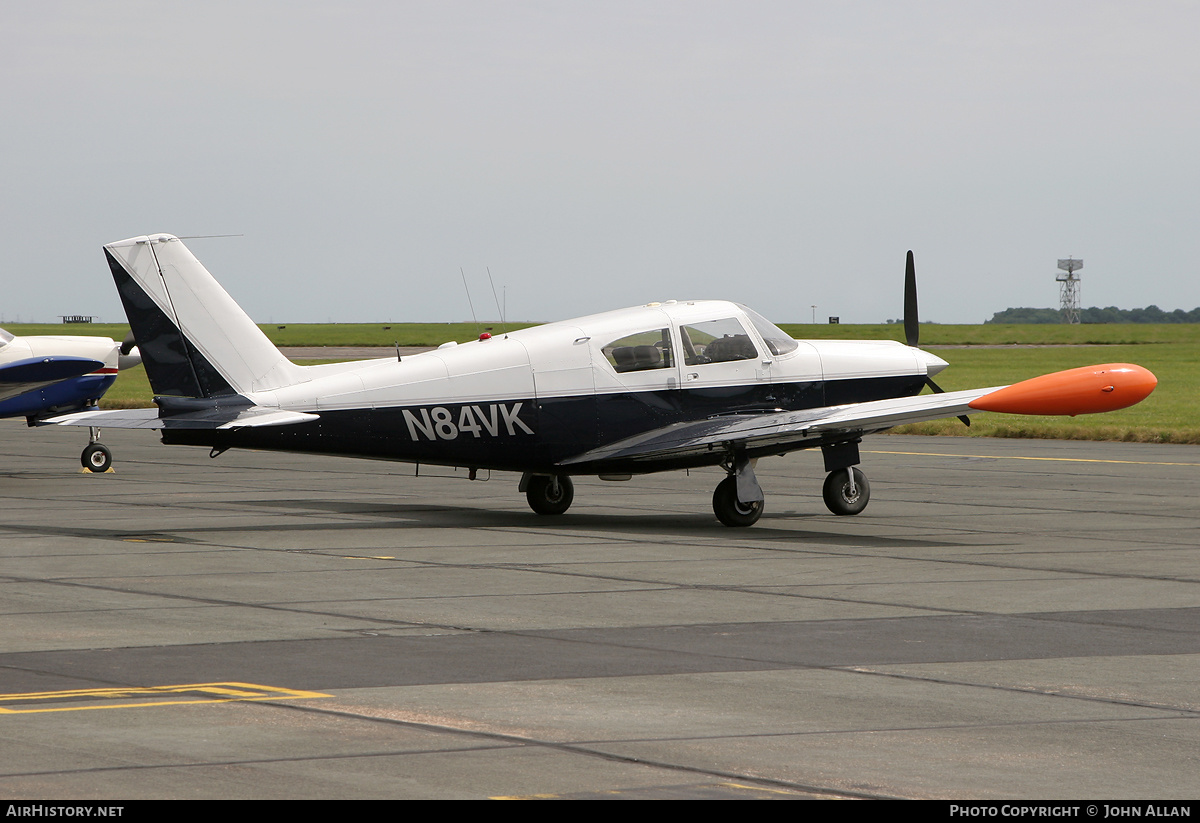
49 234 1156 525
1 325 140 471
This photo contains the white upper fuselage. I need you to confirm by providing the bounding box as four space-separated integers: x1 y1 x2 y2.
0 331 122 372
257 300 948 412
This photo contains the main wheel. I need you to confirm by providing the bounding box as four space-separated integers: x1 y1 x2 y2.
712 475 763 527
822 468 869 515
81 443 112 473
525 475 574 515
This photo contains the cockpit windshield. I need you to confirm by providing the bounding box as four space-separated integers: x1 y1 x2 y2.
737 305 798 355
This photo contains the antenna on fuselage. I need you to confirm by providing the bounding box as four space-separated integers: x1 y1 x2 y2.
486 266 508 337
460 267 480 335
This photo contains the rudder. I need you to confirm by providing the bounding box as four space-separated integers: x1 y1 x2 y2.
105 235 304 398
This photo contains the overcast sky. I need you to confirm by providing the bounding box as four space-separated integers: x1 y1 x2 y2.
3 1 1198 325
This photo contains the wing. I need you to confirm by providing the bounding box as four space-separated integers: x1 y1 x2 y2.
560 386 999 468
560 363 1157 470
0 357 105 403
44 405 318 430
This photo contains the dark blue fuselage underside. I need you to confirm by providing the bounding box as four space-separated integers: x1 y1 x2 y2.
0 374 116 420
160 374 926 474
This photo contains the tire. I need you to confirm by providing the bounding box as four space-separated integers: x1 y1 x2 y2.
712 475 763 527
526 475 574 515
81 443 112 473
822 468 869 515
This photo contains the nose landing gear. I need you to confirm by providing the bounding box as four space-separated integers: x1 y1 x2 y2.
822 467 869 515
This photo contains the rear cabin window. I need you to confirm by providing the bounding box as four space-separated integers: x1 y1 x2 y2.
602 328 674 373
679 318 758 365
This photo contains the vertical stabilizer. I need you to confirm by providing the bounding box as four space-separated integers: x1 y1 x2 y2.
105 234 304 398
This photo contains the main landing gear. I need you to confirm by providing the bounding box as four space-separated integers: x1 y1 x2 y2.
712 475 763 527
520 438 872 527
712 450 765 527
81 427 112 473
711 439 872 527
524 474 574 515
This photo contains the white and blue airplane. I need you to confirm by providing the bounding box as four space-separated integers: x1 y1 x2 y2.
48 234 1156 525
1 325 140 471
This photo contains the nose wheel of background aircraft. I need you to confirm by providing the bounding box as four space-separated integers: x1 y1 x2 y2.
525 475 574 515
822 467 869 515
81 427 112 473
712 475 764 527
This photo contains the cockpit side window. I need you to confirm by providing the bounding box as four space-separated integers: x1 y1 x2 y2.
738 305 799 356
679 317 757 365
602 328 674 373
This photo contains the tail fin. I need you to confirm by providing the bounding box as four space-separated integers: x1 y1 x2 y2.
104 234 304 398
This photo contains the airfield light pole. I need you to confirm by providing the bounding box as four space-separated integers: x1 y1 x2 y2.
1056 257 1083 324
811 305 816 324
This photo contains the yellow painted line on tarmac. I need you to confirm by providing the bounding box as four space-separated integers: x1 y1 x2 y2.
867 449 1200 467
0 682 330 715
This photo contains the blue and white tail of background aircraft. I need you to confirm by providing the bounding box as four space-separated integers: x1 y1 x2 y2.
48 234 1156 526
1 324 140 471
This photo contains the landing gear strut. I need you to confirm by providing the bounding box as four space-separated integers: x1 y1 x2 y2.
820 439 868 516
81 427 112 473
712 475 763 527
713 449 764 527
524 474 574 515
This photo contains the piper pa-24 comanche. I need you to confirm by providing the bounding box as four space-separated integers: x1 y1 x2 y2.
49 234 1157 526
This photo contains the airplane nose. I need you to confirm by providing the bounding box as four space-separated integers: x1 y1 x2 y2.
118 346 142 371
917 348 949 377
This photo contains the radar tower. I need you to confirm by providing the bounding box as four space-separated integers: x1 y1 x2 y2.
1056 257 1083 324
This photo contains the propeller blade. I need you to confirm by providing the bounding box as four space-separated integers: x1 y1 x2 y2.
904 250 919 347
120 331 137 355
910 257 967 426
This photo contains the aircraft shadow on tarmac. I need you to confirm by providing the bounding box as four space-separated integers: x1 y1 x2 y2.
216 497 964 548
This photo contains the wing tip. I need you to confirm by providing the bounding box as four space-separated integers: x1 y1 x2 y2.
969 363 1157 416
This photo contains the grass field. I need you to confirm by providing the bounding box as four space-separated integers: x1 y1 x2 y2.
12 322 1195 443
4 322 537 347
888 345 1198 443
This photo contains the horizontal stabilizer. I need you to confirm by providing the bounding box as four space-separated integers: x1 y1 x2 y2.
45 406 319 430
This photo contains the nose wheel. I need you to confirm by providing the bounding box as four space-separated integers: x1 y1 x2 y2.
81 427 112 473
822 468 869 515
81 443 112 473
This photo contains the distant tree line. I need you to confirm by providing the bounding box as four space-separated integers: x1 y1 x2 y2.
986 306 1200 324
